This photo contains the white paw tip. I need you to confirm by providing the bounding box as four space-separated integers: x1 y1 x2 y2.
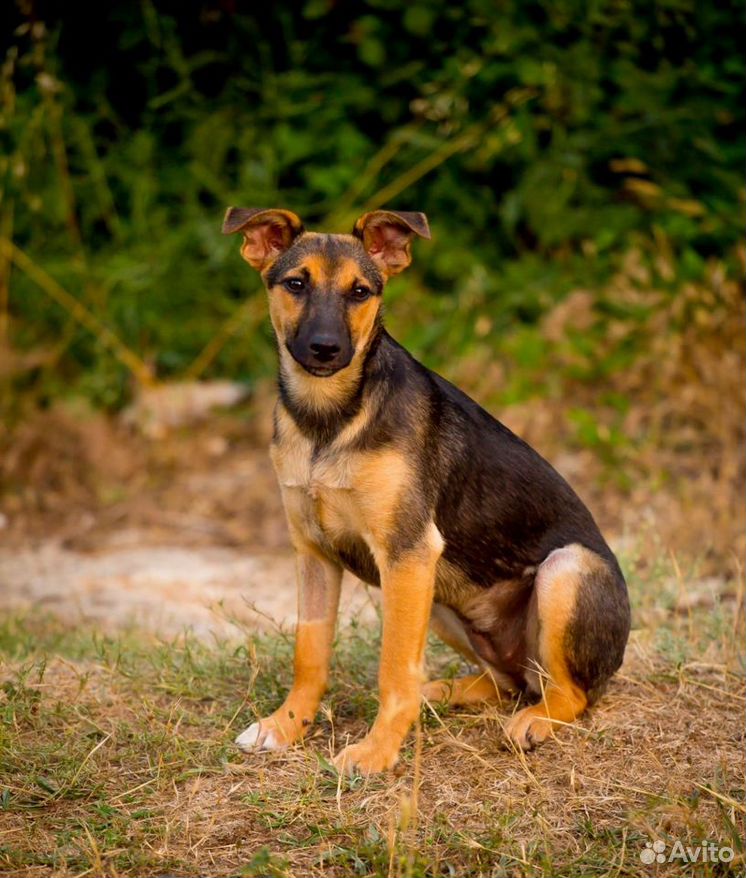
235 722 283 752
261 729 283 750
235 722 262 750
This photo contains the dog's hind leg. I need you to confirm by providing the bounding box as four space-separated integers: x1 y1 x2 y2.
504 544 629 750
423 604 512 706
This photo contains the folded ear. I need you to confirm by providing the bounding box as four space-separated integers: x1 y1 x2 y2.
352 210 431 277
222 207 304 271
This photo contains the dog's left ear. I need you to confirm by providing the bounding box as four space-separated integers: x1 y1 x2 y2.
353 210 430 277
222 207 304 272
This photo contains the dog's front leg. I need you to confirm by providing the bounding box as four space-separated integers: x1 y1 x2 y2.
236 550 342 752
334 526 441 774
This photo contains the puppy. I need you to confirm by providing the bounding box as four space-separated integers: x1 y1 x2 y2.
224 207 630 773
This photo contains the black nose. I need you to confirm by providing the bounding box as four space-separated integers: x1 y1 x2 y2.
309 337 341 363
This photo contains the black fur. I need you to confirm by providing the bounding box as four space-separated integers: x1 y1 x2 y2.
566 561 631 702
280 327 631 693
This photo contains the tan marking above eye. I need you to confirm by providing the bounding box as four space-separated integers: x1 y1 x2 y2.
333 258 371 294
274 257 324 290
272 255 375 299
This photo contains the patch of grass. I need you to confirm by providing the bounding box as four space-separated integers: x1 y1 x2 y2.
0 552 744 877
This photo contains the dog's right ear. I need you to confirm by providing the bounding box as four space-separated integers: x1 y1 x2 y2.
222 208 304 271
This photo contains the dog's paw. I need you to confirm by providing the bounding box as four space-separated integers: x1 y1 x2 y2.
235 721 286 753
421 679 452 703
333 736 399 775
503 707 553 751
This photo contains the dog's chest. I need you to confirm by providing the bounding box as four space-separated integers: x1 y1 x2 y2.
270 432 365 545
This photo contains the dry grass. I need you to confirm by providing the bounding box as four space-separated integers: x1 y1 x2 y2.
1 555 744 877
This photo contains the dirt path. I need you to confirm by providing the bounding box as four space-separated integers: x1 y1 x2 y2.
0 409 380 637
0 530 377 638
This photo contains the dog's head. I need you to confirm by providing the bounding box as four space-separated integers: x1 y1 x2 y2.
223 208 430 377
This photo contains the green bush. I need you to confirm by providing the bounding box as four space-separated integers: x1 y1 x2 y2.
1 0 743 407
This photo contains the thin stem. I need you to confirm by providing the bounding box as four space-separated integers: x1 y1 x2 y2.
1 239 153 387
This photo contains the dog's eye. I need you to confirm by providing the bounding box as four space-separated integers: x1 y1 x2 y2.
350 285 371 302
284 278 305 294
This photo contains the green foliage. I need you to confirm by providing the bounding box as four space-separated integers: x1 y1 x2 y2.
1 1 743 406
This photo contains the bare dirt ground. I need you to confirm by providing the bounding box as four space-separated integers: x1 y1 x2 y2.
0 540 379 638
0 404 379 636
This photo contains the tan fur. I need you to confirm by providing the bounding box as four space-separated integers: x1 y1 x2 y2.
334 523 443 773
351 449 413 556
504 544 595 749
247 549 341 747
270 405 313 488
273 406 415 552
279 346 365 413
267 285 306 346
252 620 332 745
332 256 369 290
422 673 504 706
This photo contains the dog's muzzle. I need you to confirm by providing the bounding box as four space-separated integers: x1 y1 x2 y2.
287 335 353 377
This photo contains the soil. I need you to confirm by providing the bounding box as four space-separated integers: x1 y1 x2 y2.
0 404 379 637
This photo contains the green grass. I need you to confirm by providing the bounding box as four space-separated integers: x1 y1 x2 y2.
0 555 744 877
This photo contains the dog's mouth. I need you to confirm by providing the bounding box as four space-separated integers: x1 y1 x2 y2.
285 345 350 378
303 363 341 377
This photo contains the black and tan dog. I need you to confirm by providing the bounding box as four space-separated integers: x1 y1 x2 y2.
224 207 630 774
